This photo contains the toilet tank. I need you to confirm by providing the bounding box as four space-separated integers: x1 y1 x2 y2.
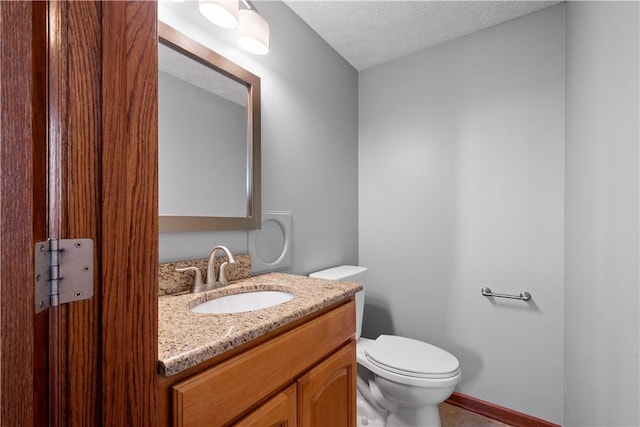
309 266 367 340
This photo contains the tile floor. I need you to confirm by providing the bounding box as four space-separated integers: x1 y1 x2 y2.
439 403 512 427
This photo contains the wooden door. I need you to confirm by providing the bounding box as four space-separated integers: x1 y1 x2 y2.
0 1 159 425
0 2 49 425
298 342 357 427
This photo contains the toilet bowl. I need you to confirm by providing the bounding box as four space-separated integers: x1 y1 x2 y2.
310 266 461 427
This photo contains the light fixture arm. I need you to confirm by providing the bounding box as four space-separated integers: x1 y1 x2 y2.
239 0 258 12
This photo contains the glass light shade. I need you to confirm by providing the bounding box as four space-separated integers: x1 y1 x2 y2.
237 9 270 55
199 0 239 29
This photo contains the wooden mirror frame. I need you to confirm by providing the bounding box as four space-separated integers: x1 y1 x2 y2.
158 21 261 231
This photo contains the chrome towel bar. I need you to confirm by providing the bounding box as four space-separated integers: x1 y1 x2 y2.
481 287 532 301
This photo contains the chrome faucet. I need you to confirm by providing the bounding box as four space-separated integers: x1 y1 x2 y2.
174 245 237 293
206 245 237 288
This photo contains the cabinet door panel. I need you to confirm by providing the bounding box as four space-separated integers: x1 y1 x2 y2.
234 384 297 427
298 341 356 427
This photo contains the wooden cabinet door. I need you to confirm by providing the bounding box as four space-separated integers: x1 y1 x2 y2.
298 341 356 427
235 384 297 427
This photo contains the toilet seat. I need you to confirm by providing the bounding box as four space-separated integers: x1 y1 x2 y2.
356 338 461 388
365 335 460 379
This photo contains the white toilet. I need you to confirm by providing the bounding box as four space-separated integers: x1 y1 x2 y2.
310 266 461 427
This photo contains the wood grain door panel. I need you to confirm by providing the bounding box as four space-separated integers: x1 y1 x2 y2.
0 1 160 425
298 341 356 427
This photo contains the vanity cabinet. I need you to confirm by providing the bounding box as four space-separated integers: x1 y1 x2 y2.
160 300 356 427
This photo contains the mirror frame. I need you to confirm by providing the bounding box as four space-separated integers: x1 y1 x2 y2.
158 21 261 231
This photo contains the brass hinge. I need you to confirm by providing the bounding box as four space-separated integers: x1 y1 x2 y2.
34 238 94 313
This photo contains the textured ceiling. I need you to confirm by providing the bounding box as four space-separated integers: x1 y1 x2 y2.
283 1 562 70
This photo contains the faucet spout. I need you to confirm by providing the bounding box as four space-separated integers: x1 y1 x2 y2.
206 245 237 287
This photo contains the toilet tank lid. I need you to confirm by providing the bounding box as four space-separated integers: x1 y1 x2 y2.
309 265 367 282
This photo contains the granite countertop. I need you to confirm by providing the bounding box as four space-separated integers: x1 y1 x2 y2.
158 272 362 377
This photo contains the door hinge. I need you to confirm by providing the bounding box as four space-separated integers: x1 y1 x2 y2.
34 238 94 313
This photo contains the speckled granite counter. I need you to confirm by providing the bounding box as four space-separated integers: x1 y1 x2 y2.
158 272 361 377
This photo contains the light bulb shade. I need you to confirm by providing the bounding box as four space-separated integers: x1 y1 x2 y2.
199 0 239 29
237 9 270 55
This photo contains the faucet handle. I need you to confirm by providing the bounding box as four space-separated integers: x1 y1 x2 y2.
176 267 205 293
218 261 231 286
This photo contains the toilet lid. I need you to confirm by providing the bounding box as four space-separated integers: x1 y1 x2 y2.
365 335 460 379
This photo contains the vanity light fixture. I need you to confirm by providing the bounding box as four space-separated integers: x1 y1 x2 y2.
197 0 270 55
199 0 239 29
236 4 270 55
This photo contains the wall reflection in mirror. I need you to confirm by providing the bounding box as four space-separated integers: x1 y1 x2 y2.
158 22 261 231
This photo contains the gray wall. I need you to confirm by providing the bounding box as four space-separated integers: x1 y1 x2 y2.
565 2 640 426
158 1 359 274
359 6 565 423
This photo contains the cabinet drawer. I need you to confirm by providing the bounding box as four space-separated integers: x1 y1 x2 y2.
172 300 355 426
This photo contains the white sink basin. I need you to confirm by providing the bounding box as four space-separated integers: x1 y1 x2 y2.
191 290 294 314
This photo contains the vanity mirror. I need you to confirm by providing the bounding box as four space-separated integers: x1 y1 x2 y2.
158 22 260 231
